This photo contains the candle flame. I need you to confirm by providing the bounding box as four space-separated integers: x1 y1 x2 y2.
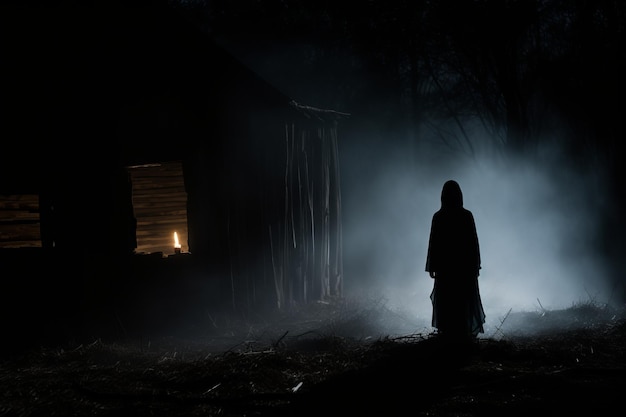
173 231 181 249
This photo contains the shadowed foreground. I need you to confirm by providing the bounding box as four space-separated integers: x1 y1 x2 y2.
1 302 624 416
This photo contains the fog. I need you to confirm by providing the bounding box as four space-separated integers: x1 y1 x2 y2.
338 124 615 336
172 18 626 340
213 39 619 329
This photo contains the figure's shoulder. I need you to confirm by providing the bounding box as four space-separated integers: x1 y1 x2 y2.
462 207 474 215
461 208 478 226
437 207 472 215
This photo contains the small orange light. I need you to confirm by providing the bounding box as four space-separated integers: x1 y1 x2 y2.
174 231 181 253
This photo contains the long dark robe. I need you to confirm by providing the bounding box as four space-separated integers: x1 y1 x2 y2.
425 180 485 338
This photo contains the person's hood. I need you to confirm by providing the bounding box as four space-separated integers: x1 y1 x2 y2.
441 180 463 209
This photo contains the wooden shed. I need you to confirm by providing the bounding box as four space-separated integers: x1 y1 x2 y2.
0 2 347 340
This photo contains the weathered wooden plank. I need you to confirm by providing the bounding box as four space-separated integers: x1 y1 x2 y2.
129 168 184 177
135 214 188 222
135 235 188 245
136 215 187 225
134 207 188 215
0 194 39 203
0 202 39 211
0 211 40 221
135 224 187 234
135 241 188 254
130 182 186 192
0 194 39 211
137 223 187 231
132 186 186 193
135 231 187 240
135 229 187 237
136 219 187 227
132 193 187 202
131 202 187 211
0 240 41 248
129 176 183 183
0 223 41 240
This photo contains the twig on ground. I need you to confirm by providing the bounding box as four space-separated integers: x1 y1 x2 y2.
537 298 547 316
491 308 512 340
272 331 289 349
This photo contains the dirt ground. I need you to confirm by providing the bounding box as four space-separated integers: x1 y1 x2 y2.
1 300 624 416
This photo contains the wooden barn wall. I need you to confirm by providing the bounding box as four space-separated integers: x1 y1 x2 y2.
0 3 348 346
128 161 188 256
269 121 343 308
0 194 41 248
209 106 344 313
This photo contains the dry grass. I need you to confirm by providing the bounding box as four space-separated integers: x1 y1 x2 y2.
1 299 625 416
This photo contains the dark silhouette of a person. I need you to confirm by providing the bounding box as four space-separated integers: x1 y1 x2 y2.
426 180 485 341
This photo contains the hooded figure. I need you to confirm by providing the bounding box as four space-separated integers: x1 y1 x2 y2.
426 180 485 340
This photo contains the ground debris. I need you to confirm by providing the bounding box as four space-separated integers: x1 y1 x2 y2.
1 303 625 416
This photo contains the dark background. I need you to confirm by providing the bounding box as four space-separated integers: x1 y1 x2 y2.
3 0 625 332
176 0 626 320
